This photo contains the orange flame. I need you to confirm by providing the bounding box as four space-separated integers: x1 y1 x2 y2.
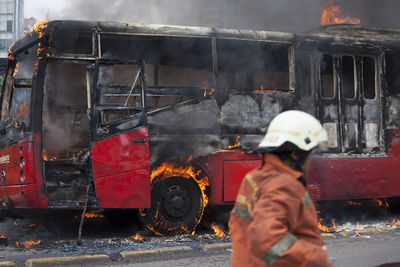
131 233 143 241
26 17 48 38
393 219 400 227
373 199 389 208
84 212 104 219
187 154 193 163
13 63 19 77
145 162 210 235
16 240 41 248
346 200 362 206
227 135 241 149
318 219 337 232
203 88 215 97
211 224 227 238
150 161 210 207
0 234 6 239
43 151 56 161
254 86 295 94
321 0 360 26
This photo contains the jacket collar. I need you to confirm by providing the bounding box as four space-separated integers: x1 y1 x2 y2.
262 153 303 180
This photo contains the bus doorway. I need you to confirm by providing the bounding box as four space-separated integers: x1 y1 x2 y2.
316 53 383 154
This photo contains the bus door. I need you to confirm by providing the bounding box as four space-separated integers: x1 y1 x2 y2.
90 60 151 208
316 54 382 154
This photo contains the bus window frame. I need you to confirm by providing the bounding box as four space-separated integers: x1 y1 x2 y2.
92 58 147 140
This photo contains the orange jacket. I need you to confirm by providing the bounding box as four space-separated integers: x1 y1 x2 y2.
229 153 327 267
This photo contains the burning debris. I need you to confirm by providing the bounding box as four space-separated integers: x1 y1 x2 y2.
131 233 144 242
210 224 227 239
16 240 41 249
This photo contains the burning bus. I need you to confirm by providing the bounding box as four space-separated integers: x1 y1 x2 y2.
1 19 400 235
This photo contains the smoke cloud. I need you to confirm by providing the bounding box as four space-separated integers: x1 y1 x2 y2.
39 0 400 33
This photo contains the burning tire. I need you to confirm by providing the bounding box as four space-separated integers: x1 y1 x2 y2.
142 175 207 235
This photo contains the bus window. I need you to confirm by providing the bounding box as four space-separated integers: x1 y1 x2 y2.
43 61 89 159
51 31 92 55
320 54 334 99
100 35 212 110
217 40 289 91
363 57 376 99
385 51 400 95
0 45 36 144
342 56 356 99
97 63 143 126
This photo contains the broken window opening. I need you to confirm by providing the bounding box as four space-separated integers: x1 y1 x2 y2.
51 31 93 55
363 57 376 100
216 40 289 92
96 63 144 129
320 54 334 99
100 34 212 112
385 51 400 95
342 56 356 100
0 46 37 146
43 61 90 160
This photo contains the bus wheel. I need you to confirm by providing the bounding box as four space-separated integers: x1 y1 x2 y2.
143 176 205 235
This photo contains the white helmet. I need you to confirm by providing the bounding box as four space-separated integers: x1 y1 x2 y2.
257 110 328 152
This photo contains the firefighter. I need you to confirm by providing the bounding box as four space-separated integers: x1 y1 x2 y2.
229 110 334 267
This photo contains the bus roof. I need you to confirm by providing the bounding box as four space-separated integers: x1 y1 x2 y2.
9 20 400 58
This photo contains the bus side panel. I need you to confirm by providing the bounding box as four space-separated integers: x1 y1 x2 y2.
223 160 261 202
0 137 42 208
308 130 400 201
0 184 37 208
200 151 260 205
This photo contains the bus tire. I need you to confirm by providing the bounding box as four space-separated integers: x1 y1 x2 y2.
143 176 204 235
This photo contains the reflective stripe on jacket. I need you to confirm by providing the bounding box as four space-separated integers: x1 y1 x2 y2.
229 153 327 267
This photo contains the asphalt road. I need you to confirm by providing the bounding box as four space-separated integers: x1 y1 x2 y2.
94 232 400 267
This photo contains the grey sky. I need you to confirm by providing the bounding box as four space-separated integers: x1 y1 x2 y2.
25 0 68 19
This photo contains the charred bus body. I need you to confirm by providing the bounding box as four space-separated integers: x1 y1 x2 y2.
0 20 399 235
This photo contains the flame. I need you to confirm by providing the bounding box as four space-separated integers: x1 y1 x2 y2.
8 44 14 61
211 224 227 238
373 199 389 208
131 233 143 241
318 219 337 232
254 87 295 94
16 240 41 248
187 154 193 163
43 151 56 161
203 88 215 97
84 212 104 219
393 219 400 227
346 200 362 206
145 162 210 235
227 135 241 149
13 63 19 77
321 0 360 26
150 161 209 207
0 234 6 239
26 17 48 38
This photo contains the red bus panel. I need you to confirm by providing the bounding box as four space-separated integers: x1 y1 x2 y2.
223 160 261 202
92 127 150 208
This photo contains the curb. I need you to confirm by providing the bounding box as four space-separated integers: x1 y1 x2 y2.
0 262 16 267
24 254 109 267
120 246 194 259
201 242 232 251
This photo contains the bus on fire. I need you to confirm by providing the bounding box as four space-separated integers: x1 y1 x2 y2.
0 20 400 235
